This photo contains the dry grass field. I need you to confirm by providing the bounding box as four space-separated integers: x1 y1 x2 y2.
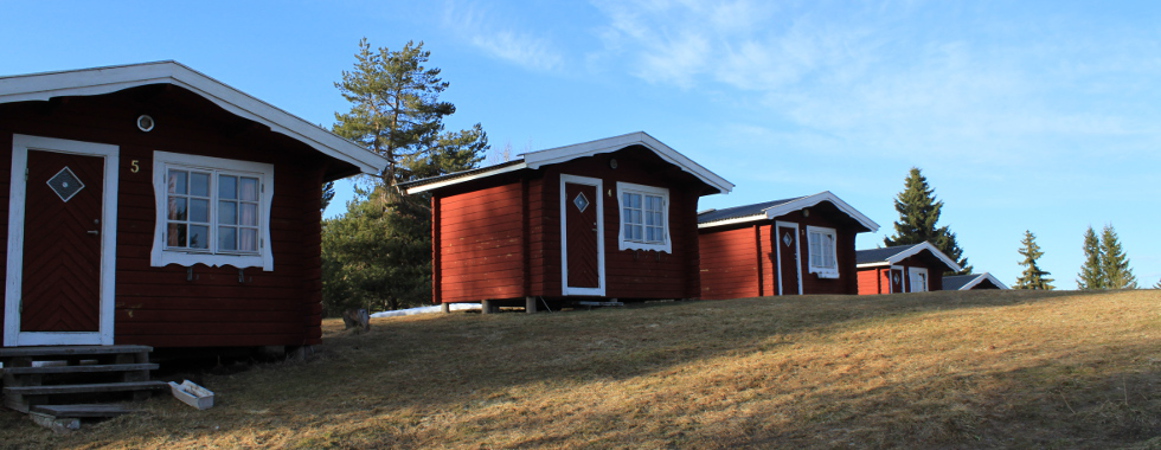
1 289 1158 449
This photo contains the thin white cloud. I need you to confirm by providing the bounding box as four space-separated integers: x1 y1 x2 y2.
442 0 564 72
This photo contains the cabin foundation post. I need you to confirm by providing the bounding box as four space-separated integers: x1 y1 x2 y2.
441 302 450 314
525 296 537 314
481 300 495 314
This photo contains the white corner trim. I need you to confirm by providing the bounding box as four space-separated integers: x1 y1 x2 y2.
560 174 605 296
151 151 275 271
774 221 803 296
0 61 387 176
615 181 672 254
6 134 118 347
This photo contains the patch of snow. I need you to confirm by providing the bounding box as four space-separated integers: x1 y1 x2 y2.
370 303 481 318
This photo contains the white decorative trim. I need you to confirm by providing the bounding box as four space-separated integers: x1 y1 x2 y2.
774 221 803 296
699 191 879 232
615 182 672 254
560 174 605 296
151 151 274 271
6 134 118 347
953 272 1010 290
806 225 840 279
0 61 387 176
405 162 528 194
856 242 962 273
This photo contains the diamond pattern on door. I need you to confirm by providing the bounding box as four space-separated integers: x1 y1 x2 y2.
573 192 590 213
47 166 85 202
782 232 793 248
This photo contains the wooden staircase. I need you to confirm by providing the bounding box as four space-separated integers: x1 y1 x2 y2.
0 345 168 430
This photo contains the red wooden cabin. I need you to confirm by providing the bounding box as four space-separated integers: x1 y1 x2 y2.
0 62 387 349
404 132 733 311
855 242 961 294
697 192 879 299
942 272 1008 290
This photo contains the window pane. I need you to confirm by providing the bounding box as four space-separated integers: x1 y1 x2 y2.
632 194 642 208
219 227 237 251
239 228 258 251
219 201 237 225
189 199 210 223
169 197 187 221
219 175 237 200
167 223 185 247
240 203 258 226
190 172 210 197
168 170 187 194
189 225 209 249
240 177 259 201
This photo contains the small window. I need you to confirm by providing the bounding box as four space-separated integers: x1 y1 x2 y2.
152 152 274 270
616 182 671 253
807 226 839 278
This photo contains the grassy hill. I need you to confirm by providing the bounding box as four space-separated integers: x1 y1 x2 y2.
1 289 1158 449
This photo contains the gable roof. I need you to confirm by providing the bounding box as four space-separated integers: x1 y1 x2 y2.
855 242 962 273
0 61 388 176
697 191 879 232
943 272 1009 290
404 131 734 195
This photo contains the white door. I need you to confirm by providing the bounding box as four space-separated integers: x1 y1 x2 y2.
908 267 928 293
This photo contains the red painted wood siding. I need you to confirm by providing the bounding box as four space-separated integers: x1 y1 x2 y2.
857 268 887 295
437 182 526 303
0 86 331 348
698 226 761 300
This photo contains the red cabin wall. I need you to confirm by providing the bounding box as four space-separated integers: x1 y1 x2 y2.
436 181 527 303
429 147 705 303
699 203 864 299
0 87 331 348
857 268 889 295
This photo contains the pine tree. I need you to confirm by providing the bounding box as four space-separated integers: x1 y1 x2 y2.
1076 226 1104 290
1100 224 1137 289
883 167 971 274
1153 278 1161 290
323 39 488 313
1014 230 1054 290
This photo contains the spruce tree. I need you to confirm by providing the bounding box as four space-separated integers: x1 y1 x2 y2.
884 167 971 274
1100 224 1137 289
323 39 488 313
1014 230 1054 290
1076 226 1105 290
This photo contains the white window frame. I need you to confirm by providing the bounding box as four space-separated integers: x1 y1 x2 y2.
908 267 929 292
151 151 274 271
806 225 840 279
616 181 671 253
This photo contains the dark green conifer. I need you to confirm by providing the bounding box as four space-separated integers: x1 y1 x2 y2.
1076 226 1104 290
1014 230 1054 290
1100 224 1137 289
883 167 971 274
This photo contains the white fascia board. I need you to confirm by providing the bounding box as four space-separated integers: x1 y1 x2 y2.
960 272 1009 290
405 162 528 194
0 61 388 176
856 262 890 269
761 191 880 232
697 214 767 229
885 242 962 273
522 131 734 195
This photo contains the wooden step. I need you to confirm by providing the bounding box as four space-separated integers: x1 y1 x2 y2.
2 363 158 376
32 403 142 418
5 380 169 396
0 345 153 359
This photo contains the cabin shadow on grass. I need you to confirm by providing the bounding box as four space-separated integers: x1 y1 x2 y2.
0 289 1157 449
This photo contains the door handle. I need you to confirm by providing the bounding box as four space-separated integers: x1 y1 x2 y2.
87 230 99 235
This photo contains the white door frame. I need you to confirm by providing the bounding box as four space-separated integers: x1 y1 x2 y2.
774 221 803 295
908 266 929 293
4 134 119 346
559 174 605 296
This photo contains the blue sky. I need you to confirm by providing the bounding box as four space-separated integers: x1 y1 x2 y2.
4 1 1159 289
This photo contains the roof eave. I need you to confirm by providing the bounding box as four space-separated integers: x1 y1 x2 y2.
405 162 529 195
0 61 388 177
761 191 880 232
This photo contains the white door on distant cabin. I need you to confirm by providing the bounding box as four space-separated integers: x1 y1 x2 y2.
908 267 929 293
